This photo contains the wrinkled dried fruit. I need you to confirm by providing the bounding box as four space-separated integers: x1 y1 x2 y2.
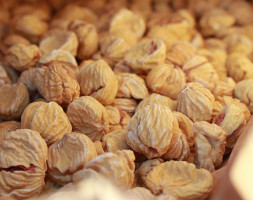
111 98 138 116
67 96 109 141
193 121 227 172
145 161 213 200
213 78 236 98
136 93 177 113
5 44 41 72
35 62 80 106
177 82 215 122
116 73 148 99
124 39 166 74
77 59 118 105
0 65 11 85
0 83 29 120
47 132 97 185
85 150 135 189
18 68 37 93
146 63 186 100
102 130 130 152
0 129 48 199
128 187 156 200
0 121 20 136
21 101 72 146
93 141 104 155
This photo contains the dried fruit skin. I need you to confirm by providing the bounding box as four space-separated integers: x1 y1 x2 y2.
126 104 179 159
0 65 11 85
145 161 213 200
5 44 41 72
0 129 48 199
77 59 118 105
146 63 186 100
124 39 166 74
193 121 227 172
213 78 236 98
67 96 109 142
18 68 37 93
102 130 130 152
35 62 80 106
128 187 156 200
116 73 148 100
21 101 72 146
234 79 253 113
177 82 215 122
47 132 97 185
0 83 29 120
136 93 177 113
0 121 20 136
93 141 104 155
85 150 135 189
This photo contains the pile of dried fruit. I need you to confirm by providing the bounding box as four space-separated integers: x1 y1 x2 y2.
0 0 253 199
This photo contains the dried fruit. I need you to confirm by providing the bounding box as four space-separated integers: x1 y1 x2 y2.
85 150 135 189
93 141 104 155
145 161 213 200
102 130 130 152
146 63 186 100
18 68 36 93
116 73 148 99
66 96 109 141
47 132 97 185
0 65 11 85
5 44 41 72
0 83 29 120
77 59 118 105
39 30 78 56
193 121 227 172
212 77 236 98
0 121 20 136
214 104 246 150
35 62 80 106
111 98 138 116
136 93 177 113
124 39 166 74
128 187 156 200
177 82 215 122
68 20 98 60
126 104 179 159
0 129 48 199
21 101 72 146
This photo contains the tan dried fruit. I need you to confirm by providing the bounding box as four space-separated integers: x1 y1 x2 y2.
5 44 41 72
116 73 148 99
0 65 11 85
47 132 97 185
212 100 224 121
85 150 135 189
18 68 36 93
93 141 104 155
204 38 227 50
146 63 186 100
35 62 80 106
193 121 227 172
0 65 18 83
2 34 30 49
21 101 72 146
126 104 179 158
111 98 138 116
199 8 235 37
225 33 253 56
124 39 166 74
182 56 219 91
145 161 213 199
0 129 48 199
177 82 215 122
12 14 48 43
109 8 146 39
136 93 177 113
0 83 29 120
77 59 118 105
38 50 78 75
213 104 246 150
225 53 253 82
72 168 102 183
105 106 130 132
49 18 70 30
197 48 227 79
0 121 20 136
213 77 236 98
216 96 251 122
67 96 109 141
68 20 98 60
128 187 156 200
165 41 197 67
173 112 194 148
114 60 134 74
102 130 130 152
39 30 78 56
55 4 97 25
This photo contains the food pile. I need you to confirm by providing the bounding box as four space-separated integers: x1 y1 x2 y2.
0 0 253 199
